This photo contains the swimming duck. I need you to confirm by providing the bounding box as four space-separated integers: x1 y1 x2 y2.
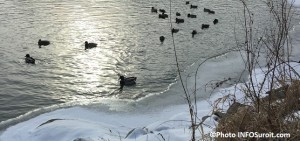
192 30 197 38
38 39 50 48
160 36 165 43
25 54 35 64
158 13 168 19
201 24 210 29
151 7 158 13
159 9 166 13
213 19 219 24
85 41 97 50
187 13 197 18
190 4 198 9
171 28 179 34
175 18 184 24
119 75 137 90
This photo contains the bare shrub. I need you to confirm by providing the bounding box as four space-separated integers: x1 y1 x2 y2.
215 0 300 140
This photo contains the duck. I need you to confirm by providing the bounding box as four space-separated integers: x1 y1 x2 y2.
204 8 211 13
151 7 158 13
38 39 50 48
25 54 35 64
201 24 210 29
172 28 179 34
176 12 181 16
187 13 197 18
213 19 219 24
192 30 197 38
159 9 166 13
85 41 97 50
119 75 137 90
158 13 168 19
160 36 165 43
190 4 198 9
175 18 184 24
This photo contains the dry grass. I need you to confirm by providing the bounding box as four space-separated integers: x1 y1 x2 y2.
215 81 300 141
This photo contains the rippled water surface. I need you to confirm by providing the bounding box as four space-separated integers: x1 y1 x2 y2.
0 0 273 122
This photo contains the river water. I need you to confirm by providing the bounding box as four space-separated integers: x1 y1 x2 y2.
0 0 291 123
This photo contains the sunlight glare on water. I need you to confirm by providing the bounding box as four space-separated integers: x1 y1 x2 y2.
0 0 273 122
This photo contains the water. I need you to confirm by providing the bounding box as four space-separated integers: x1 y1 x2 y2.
0 0 282 123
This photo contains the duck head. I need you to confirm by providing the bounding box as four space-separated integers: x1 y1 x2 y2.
119 75 125 80
84 41 88 50
38 39 41 48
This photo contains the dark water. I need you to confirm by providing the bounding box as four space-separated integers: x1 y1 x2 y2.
0 0 273 122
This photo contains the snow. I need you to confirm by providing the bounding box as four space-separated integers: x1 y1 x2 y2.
0 103 211 141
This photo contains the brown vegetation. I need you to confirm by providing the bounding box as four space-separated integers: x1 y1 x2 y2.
216 81 300 141
213 0 300 140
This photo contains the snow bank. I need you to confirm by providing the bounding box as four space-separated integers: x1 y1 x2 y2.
0 102 215 141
